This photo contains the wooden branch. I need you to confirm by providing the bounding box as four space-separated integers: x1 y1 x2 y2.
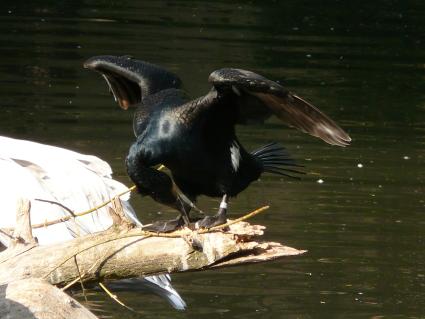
0 200 306 319
0 221 306 287
109 196 134 229
29 187 135 230
0 278 97 319
0 176 306 318
11 198 36 247
0 198 38 264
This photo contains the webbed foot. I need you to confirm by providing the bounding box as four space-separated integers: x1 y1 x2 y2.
143 216 185 233
195 213 227 229
195 194 229 229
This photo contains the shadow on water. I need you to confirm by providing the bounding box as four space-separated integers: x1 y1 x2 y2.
0 0 424 318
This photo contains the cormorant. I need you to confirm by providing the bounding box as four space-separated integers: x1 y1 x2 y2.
84 55 351 231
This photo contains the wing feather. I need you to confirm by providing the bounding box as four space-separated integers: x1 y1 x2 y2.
84 55 182 109
209 68 351 146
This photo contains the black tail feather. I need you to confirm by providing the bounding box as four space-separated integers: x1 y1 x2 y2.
263 168 302 180
259 157 303 167
251 142 288 156
252 142 304 179
263 165 305 175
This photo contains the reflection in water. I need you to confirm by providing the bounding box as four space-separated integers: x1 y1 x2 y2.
0 0 424 318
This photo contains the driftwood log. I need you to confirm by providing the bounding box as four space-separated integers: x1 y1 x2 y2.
0 278 97 319
0 198 306 318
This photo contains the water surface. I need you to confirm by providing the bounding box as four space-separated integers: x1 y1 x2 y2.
0 1 424 318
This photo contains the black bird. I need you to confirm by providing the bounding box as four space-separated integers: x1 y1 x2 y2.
84 55 351 231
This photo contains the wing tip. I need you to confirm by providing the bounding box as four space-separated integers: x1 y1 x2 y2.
292 94 352 147
83 55 136 70
323 132 351 147
83 55 114 69
332 129 352 147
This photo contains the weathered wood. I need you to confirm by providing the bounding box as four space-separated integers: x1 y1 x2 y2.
108 196 134 229
0 198 37 268
11 198 37 247
0 200 306 318
0 221 306 287
0 278 97 319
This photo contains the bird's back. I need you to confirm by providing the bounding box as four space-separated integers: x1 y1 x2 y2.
164 101 260 198
133 88 190 137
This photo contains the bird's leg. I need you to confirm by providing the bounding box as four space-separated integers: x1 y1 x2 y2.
143 215 185 233
216 194 229 222
127 144 191 232
136 185 190 233
174 191 191 225
137 177 192 232
195 194 229 229
177 191 205 217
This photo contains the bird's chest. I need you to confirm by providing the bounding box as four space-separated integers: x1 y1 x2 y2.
171 164 235 197
167 142 244 197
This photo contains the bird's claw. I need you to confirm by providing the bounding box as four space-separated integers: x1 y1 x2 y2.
195 213 227 229
195 196 229 229
143 216 185 233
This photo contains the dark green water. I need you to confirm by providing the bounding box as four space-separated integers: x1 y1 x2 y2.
1 1 424 318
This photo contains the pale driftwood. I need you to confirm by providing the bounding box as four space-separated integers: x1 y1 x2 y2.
0 221 306 287
0 198 99 319
109 196 134 229
11 198 37 247
0 278 97 319
0 198 38 266
0 197 306 319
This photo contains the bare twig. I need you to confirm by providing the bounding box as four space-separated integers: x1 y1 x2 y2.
73 255 87 301
31 186 136 230
61 236 127 291
0 228 13 240
34 199 76 217
99 282 136 312
198 205 270 233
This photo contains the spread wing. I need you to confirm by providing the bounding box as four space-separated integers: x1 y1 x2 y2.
84 55 182 110
209 68 351 146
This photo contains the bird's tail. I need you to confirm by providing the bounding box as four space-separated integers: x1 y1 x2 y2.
104 275 186 310
251 142 304 179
